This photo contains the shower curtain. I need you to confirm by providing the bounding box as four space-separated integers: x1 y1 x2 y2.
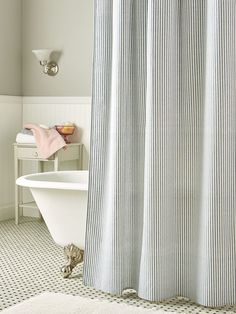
83 0 236 307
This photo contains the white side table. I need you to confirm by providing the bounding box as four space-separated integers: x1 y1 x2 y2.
13 143 83 225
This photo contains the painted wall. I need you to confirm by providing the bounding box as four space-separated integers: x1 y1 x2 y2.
22 0 93 96
0 0 22 95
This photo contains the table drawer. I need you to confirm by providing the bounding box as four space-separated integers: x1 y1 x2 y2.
16 147 54 160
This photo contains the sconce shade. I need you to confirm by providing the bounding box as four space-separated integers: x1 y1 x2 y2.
32 48 59 76
32 49 53 62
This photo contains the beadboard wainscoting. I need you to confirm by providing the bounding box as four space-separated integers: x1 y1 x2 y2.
0 96 22 221
21 96 91 218
0 96 91 221
23 97 91 170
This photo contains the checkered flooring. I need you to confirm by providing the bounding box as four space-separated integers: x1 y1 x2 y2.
0 218 236 313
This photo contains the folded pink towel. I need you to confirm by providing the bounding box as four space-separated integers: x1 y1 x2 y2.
24 123 66 159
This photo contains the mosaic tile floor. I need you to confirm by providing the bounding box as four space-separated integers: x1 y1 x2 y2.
0 218 236 313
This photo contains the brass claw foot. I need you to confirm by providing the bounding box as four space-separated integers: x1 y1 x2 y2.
61 244 84 278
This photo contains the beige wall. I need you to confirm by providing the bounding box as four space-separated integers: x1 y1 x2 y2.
0 0 22 95
22 0 93 96
0 0 93 96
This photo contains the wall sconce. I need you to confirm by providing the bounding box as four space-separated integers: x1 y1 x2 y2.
32 49 59 76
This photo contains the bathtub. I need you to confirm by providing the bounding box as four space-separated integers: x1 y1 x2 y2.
16 170 88 277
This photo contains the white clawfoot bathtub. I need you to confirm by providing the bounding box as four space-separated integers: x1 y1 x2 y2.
16 170 88 278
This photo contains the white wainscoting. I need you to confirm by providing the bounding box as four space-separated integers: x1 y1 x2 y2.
22 97 91 169
21 96 91 218
0 96 22 221
0 96 91 221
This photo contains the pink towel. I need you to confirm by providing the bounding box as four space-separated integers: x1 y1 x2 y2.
24 123 66 159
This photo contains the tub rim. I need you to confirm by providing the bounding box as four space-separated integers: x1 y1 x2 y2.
16 170 88 191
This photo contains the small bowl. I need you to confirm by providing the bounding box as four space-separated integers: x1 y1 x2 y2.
55 125 75 143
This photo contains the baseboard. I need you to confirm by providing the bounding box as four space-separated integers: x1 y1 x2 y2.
0 205 41 222
0 204 14 222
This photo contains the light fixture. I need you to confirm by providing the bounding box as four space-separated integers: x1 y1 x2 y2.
32 49 59 76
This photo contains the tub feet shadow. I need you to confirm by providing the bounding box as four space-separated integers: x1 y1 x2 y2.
61 244 84 278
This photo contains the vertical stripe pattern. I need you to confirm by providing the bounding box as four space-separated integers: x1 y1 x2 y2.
84 0 236 307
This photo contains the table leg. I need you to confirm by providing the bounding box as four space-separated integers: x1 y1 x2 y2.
54 156 59 171
38 160 43 173
78 145 83 170
37 161 43 220
14 156 19 225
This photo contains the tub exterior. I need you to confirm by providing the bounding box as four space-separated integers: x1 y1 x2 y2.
16 171 88 250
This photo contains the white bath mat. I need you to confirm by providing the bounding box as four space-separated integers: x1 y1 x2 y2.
1 292 174 314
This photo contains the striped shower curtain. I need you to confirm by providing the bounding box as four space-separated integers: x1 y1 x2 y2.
83 0 236 307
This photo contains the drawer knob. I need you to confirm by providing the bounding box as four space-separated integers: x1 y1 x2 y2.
34 152 38 157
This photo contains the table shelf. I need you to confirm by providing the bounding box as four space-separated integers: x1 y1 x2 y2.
19 201 37 209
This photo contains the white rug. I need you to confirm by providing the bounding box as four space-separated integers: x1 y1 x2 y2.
1 293 174 314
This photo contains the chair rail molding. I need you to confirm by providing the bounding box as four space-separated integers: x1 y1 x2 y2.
22 96 91 105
